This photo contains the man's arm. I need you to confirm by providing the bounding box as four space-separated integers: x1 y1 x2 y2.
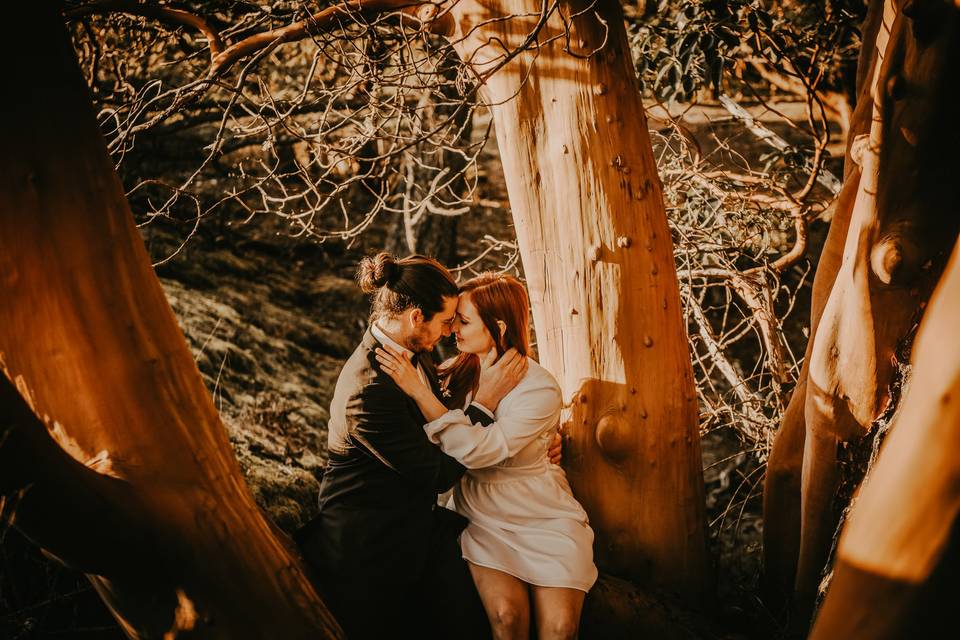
464 404 495 426
347 372 466 493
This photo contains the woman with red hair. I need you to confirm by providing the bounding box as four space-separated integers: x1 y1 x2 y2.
377 272 597 640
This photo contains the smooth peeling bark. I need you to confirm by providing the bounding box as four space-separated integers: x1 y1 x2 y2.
760 374 806 612
0 6 340 639
0 374 156 580
794 0 960 618
760 0 882 605
810 237 960 640
763 0 957 613
761 161 862 611
441 0 708 599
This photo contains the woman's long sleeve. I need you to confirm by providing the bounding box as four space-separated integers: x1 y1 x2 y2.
423 374 561 468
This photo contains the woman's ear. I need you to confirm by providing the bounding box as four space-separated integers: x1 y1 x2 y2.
496 319 507 340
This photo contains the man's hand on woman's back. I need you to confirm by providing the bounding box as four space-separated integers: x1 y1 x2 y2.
547 429 563 465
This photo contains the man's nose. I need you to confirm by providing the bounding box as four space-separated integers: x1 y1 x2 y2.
442 325 452 337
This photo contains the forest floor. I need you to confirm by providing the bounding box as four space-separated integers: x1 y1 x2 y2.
0 97 838 639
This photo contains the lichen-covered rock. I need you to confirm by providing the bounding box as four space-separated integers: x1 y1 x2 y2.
153 224 369 532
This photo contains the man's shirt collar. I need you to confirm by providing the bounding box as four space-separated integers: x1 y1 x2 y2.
371 321 414 359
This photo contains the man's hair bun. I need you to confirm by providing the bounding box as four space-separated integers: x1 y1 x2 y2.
357 252 401 293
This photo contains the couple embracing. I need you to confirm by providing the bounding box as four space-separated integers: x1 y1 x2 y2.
298 253 597 639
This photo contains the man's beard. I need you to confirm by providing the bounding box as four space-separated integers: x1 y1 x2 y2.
408 325 435 353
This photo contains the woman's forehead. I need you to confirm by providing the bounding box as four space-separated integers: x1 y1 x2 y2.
457 293 477 314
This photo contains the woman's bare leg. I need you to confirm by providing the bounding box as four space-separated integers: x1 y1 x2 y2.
468 563 530 640
531 586 586 640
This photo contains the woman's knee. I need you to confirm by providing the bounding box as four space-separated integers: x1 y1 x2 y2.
488 598 527 634
540 614 579 640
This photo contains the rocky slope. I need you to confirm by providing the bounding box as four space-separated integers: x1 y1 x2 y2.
149 220 373 533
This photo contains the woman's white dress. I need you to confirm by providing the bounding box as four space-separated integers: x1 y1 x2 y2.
424 360 598 592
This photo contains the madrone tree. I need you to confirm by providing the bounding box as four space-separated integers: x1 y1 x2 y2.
811 234 960 639
762 0 960 628
0 4 343 638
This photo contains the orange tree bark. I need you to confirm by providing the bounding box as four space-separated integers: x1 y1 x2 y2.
760 0 884 610
766 0 960 625
0 5 341 638
810 235 960 639
439 0 708 601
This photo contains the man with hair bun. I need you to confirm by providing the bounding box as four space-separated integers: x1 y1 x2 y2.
299 252 549 639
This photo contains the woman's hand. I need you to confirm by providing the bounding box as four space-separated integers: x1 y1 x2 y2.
375 345 430 400
474 348 528 411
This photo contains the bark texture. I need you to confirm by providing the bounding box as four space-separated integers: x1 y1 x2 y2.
810 236 960 639
762 0 960 624
759 78 869 613
0 5 341 638
441 0 708 600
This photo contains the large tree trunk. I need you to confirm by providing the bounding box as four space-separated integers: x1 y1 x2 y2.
441 0 708 601
763 0 960 626
809 236 960 639
0 5 340 638
759 0 880 603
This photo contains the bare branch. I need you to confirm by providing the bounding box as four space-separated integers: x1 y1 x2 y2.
66 0 225 57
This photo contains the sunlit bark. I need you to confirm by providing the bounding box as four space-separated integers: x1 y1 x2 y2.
768 0 960 624
0 5 340 638
761 0 886 612
761 156 863 611
441 0 708 601
810 236 960 639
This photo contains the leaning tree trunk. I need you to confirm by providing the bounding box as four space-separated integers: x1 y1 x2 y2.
760 0 884 611
0 5 341 638
761 134 865 613
810 235 960 639
778 0 960 625
439 0 708 601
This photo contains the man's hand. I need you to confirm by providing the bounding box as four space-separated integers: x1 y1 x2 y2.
474 348 527 411
375 345 431 401
547 427 563 466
